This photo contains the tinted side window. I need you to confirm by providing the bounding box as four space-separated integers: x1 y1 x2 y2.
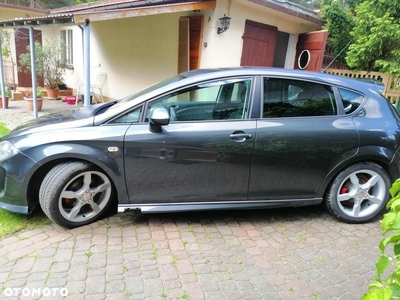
147 78 252 121
338 89 364 115
263 78 336 118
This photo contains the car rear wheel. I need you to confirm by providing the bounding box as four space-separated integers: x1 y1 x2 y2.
39 161 115 228
325 162 390 223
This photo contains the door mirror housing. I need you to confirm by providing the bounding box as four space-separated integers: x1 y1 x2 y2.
149 107 170 132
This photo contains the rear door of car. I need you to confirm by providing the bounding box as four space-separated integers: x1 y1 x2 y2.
248 77 359 200
123 77 257 204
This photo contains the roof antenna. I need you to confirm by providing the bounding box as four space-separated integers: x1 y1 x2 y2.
322 41 351 73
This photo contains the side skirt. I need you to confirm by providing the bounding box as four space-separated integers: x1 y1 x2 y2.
118 198 323 214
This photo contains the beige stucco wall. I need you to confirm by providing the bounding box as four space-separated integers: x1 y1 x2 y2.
200 0 322 69
62 13 192 99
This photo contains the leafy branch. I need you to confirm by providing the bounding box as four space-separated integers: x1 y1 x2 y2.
363 179 400 299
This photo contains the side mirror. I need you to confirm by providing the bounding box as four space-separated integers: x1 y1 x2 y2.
149 107 170 133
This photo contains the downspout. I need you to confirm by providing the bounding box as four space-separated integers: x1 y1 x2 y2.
0 37 6 109
83 19 91 107
29 27 38 118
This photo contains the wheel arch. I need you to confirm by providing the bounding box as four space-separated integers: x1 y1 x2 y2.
24 144 127 210
318 146 396 199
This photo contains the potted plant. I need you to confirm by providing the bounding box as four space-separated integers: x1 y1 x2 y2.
58 80 67 90
18 37 67 99
0 86 12 109
23 86 45 111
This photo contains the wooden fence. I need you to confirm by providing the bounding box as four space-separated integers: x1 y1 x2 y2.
326 68 400 109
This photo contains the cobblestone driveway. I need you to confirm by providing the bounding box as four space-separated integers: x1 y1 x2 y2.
0 206 381 300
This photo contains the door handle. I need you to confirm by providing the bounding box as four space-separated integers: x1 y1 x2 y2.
230 133 252 142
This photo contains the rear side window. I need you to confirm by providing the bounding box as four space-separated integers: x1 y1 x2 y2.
338 89 364 115
263 78 336 118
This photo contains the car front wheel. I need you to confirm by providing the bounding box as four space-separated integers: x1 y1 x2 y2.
39 161 115 228
325 162 390 223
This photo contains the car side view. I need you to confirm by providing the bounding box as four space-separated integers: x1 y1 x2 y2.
0 67 399 228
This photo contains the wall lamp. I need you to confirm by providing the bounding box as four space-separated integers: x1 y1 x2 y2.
217 15 231 34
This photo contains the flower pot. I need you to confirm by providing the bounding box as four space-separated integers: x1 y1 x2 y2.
46 88 60 99
24 97 43 111
0 96 9 109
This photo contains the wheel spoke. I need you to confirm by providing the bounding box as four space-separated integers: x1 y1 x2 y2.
91 182 111 195
352 201 361 217
361 175 379 190
367 195 383 205
338 193 351 202
67 201 84 220
61 190 79 199
83 172 92 189
90 202 102 214
349 173 360 187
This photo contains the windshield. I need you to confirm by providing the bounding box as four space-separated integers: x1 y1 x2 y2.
109 74 184 110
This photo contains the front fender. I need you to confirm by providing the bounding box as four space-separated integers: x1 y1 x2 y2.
22 142 129 204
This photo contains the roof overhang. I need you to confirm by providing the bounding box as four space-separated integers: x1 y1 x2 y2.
249 0 324 26
0 0 215 28
0 14 74 28
73 1 216 23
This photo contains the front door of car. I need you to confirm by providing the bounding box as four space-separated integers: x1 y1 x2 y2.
123 77 256 203
248 77 359 200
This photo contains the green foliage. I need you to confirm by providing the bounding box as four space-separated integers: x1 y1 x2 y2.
0 123 9 137
346 0 400 75
321 0 355 65
0 0 78 9
290 0 322 10
0 86 12 98
362 179 400 299
0 30 11 58
19 37 67 89
75 0 100 4
0 209 51 240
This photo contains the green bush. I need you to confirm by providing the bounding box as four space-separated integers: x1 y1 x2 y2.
363 179 400 299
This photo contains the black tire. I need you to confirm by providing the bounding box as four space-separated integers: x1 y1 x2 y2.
325 162 390 223
39 161 116 228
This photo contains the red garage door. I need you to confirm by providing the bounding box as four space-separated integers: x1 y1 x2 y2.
240 20 277 67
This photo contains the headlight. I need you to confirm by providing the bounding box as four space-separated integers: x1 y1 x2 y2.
0 141 20 162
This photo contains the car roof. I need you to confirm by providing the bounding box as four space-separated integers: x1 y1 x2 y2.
179 67 376 92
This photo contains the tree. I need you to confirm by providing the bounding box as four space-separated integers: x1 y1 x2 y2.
346 0 400 75
320 0 357 66
290 0 322 10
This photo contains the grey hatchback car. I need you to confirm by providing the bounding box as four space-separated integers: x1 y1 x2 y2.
0 67 399 228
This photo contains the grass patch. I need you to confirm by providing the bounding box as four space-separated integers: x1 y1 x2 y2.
0 209 51 240
0 123 51 240
0 122 9 137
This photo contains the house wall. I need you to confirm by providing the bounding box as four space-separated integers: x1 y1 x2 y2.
89 14 184 99
200 0 321 69
62 13 190 100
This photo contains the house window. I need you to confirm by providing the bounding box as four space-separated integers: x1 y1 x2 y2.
60 29 73 66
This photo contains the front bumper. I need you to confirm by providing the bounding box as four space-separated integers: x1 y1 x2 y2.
0 152 38 214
